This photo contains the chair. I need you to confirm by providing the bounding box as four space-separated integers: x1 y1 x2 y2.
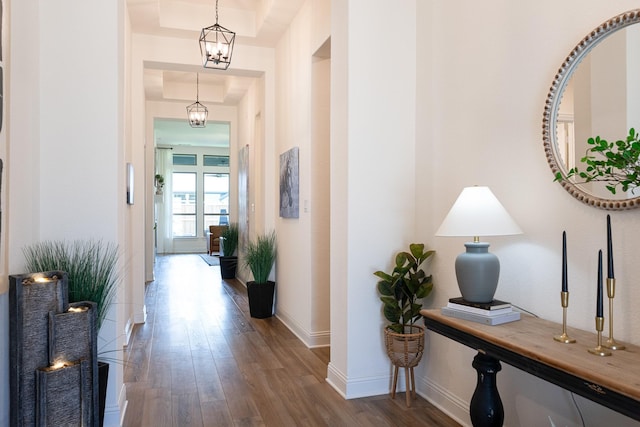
207 225 227 255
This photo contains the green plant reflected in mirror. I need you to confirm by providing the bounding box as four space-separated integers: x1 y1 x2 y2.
555 128 640 197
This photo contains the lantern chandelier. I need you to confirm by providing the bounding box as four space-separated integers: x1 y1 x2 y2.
199 0 236 70
186 73 208 128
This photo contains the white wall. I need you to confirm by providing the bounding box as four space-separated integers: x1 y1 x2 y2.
417 1 640 426
271 0 331 348
310 55 331 342
235 76 266 283
328 0 419 398
4 0 128 425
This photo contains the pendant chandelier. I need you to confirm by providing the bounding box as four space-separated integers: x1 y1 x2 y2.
186 73 208 128
199 0 236 70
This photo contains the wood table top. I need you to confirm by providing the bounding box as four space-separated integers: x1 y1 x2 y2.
420 308 640 403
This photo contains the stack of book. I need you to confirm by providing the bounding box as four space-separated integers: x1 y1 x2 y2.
441 297 520 325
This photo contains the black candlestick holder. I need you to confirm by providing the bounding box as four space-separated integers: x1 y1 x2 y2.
588 316 612 357
603 278 625 350
553 291 575 343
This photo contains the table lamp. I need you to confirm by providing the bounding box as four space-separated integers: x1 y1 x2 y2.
436 186 522 303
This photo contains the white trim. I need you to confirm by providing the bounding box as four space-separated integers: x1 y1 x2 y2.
326 362 347 398
103 382 126 427
275 308 330 348
326 362 395 399
124 305 146 348
133 304 147 324
326 359 470 427
123 318 133 348
417 376 470 427
116 383 129 427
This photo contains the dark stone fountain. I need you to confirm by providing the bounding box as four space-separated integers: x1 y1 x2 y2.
9 271 99 427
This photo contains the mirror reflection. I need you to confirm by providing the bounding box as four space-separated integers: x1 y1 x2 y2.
544 9 640 209
556 24 640 200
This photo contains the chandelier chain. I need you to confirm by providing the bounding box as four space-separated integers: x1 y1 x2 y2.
215 0 219 24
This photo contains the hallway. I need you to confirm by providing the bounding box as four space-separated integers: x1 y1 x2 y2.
122 254 460 426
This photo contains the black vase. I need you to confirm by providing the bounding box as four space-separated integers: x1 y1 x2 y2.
247 281 275 318
219 256 238 279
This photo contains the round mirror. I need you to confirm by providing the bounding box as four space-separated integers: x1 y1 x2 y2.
543 9 640 210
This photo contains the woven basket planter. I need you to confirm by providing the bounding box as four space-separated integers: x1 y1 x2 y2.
384 324 425 407
384 324 425 368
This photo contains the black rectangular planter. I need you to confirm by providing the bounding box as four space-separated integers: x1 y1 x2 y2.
247 281 275 318
219 256 238 279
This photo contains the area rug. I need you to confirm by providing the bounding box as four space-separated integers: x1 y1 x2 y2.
199 253 220 266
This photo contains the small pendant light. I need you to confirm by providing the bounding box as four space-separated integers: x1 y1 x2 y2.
186 73 208 128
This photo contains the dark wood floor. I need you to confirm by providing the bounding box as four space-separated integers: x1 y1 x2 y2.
122 254 460 426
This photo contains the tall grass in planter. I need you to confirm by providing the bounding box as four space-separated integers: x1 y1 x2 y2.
219 223 239 279
23 239 119 331
244 230 277 318
22 239 120 426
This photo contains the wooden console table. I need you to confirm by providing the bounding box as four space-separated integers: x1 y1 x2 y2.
420 309 640 426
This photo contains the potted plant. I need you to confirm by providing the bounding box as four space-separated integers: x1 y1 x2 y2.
374 243 434 407
555 127 640 195
154 174 165 195
244 230 277 318
219 222 239 279
22 239 120 426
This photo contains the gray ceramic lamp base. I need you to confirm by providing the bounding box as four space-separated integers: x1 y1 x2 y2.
455 242 500 303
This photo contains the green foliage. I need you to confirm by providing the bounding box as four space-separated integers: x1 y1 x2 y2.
220 223 239 257
154 174 165 193
374 243 434 334
22 239 120 331
244 230 277 284
555 128 640 195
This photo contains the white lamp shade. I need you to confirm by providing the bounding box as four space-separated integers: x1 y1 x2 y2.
436 186 522 237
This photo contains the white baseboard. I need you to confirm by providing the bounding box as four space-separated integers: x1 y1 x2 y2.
124 305 147 348
113 383 128 427
104 405 123 427
326 358 470 426
417 375 470 427
326 362 347 398
326 362 395 399
133 304 147 324
123 318 133 348
275 308 330 348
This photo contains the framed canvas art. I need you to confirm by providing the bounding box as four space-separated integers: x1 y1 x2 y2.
279 147 299 218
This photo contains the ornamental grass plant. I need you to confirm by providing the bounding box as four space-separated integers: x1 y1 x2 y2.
22 239 120 331
220 223 239 257
244 230 277 284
